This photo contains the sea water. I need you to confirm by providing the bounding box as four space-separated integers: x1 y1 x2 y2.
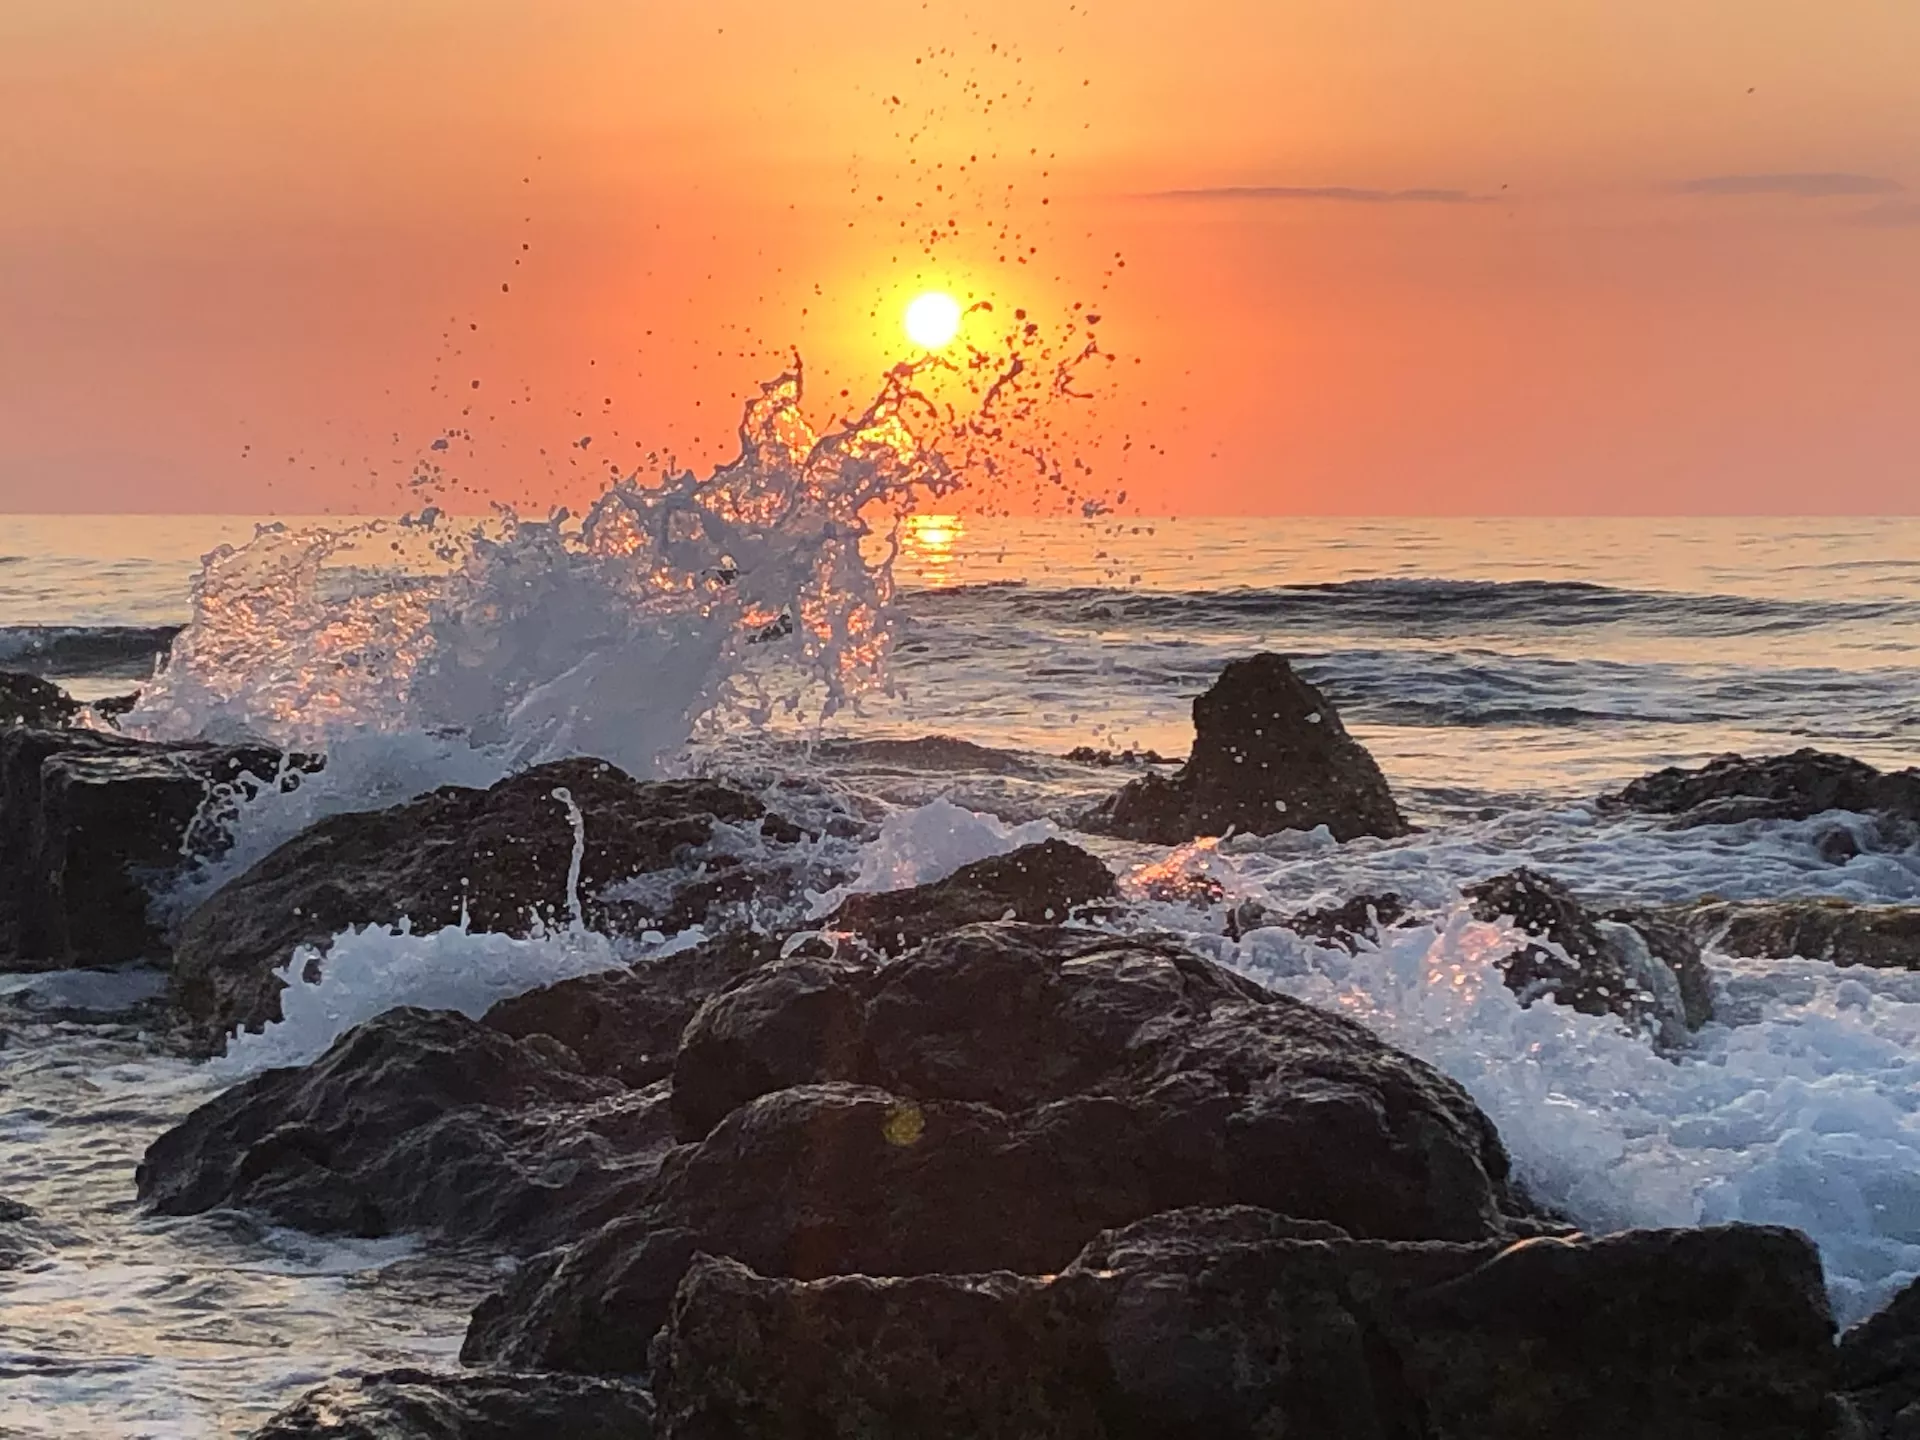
2 501 1917 1433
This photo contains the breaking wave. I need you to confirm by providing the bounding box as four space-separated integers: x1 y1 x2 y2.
915 576 1918 637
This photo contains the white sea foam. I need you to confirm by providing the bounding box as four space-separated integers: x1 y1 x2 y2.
807 796 1058 916
210 920 632 1078
1217 913 1920 1326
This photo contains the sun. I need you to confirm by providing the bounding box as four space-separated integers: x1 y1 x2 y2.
903 291 963 350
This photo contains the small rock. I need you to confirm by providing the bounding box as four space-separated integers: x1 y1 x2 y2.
1602 748 1920 829
246 1367 655 1439
1664 898 1920 973
1081 654 1409 844
0 671 80 730
1467 869 1711 1034
0 727 286 970
827 838 1116 956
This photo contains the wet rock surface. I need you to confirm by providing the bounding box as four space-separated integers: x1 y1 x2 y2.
0 726 286 970
1665 898 1920 972
169 758 800 1053
136 1007 675 1251
1083 653 1410 844
247 1367 655 1440
0 1195 72 1270
1604 747 1920 829
1467 868 1713 1034
1228 891 1410 946
652 1210 1841 1440
1840 1276 1920 1440
826 838 1116 956
0 671 80 730
483 933 786 1088
465 922 1538 1372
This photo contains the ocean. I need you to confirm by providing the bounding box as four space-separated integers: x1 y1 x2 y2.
2 509 1917 1435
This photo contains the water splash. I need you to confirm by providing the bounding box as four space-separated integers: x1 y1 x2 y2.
127 367 971 779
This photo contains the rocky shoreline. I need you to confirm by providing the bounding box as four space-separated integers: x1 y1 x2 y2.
3 657 1918 1437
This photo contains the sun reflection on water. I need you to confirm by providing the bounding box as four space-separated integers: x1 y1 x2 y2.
900 513 966 587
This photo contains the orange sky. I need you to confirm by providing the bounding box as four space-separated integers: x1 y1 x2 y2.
3 0 1918 515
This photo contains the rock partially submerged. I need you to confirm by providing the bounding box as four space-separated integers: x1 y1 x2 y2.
1604 747 1920 829
1662 898 1920 972
0 727 286 970
247 1368 654 1440
1467 868 1713 1036
0 1195 73 1270
169 758 801 1053
826 838 1116 956
1082 653 1409 844
653 1210 1841 1440
136 1007 674 1251
465 923 1539 1372
0 671 80 730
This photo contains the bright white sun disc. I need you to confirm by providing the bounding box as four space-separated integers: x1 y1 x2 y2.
904 291 963 349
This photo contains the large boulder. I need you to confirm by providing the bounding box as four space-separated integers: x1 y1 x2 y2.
169 758 800 1053
465 925 1540 1372
1840 1276 1920 1439
0 727 285 969
1082 653 1409 844
1662 898 1920 972
0 671 79 730
826 838 1116 957
1602 748 1920 829
1467 869 1713 1036
247 1368 654 1440
136 1007 674 1251
652 1210 1842 1440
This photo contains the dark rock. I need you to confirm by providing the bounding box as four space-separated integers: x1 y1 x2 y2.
810 735 1042 775
827 839 1116 956
0 1195 72 1270
1840 1276 1920 1440
1082 653 1409 844
1230 892 1409 946
652 1213 1840 1440
1467 868 1712 1034
1065 745 1172 767
170 758 793 1053
0 671 80 729
136 1008 674 1250
0 727 286 970
483 933 785 1088
1603 747 1920 829
1665 898 1920 973
247 1367 654 1439
1602 906 1716 1030
669 956 872 1140
466 925 1537 1371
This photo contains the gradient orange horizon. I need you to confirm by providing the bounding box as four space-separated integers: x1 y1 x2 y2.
4 0 1917 517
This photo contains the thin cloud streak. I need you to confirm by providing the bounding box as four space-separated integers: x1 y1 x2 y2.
1150 185 1491 205
1678 173 1901 198
1852 200 1920 228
